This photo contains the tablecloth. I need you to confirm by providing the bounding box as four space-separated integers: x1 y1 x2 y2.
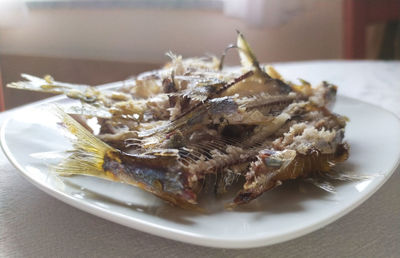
1 61 399 257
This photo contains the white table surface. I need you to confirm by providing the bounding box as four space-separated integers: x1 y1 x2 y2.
1 61 399 257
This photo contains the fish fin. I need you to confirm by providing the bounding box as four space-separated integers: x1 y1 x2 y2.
236 30 260 71
52 106 118 181
7 74 90 94
304 178 337 194
324 168 376 181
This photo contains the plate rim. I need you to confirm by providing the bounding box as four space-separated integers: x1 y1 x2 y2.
2 93 400 249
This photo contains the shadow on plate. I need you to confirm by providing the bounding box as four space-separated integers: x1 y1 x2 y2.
61 159 365 225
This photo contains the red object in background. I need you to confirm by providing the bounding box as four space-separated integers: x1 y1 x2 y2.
0 67 4 111
343 0 400 59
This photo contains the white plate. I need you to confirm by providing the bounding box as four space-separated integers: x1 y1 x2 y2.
2 92 400 249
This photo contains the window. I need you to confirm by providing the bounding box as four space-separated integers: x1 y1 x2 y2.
25 0 223 10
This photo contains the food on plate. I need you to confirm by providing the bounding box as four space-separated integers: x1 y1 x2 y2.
8 32 350 209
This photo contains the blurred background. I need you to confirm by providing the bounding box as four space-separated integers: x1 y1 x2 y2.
0 0 399 110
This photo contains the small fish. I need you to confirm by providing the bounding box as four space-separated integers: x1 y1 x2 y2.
53 107 202 210
232 144 349 206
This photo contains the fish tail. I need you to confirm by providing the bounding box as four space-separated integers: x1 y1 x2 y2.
52 106 118 181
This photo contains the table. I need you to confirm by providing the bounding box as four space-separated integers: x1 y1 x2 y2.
0 65 5 111
1 61 399 257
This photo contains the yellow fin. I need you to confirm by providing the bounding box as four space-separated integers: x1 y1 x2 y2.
52 107 117 180
265 66 282 80
236 31 260 71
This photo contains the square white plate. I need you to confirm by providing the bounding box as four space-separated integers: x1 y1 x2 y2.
2 92 400 249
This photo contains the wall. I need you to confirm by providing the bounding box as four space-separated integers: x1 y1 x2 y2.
0 1 342 64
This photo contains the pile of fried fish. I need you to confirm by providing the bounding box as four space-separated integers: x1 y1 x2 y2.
8 32 350 209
